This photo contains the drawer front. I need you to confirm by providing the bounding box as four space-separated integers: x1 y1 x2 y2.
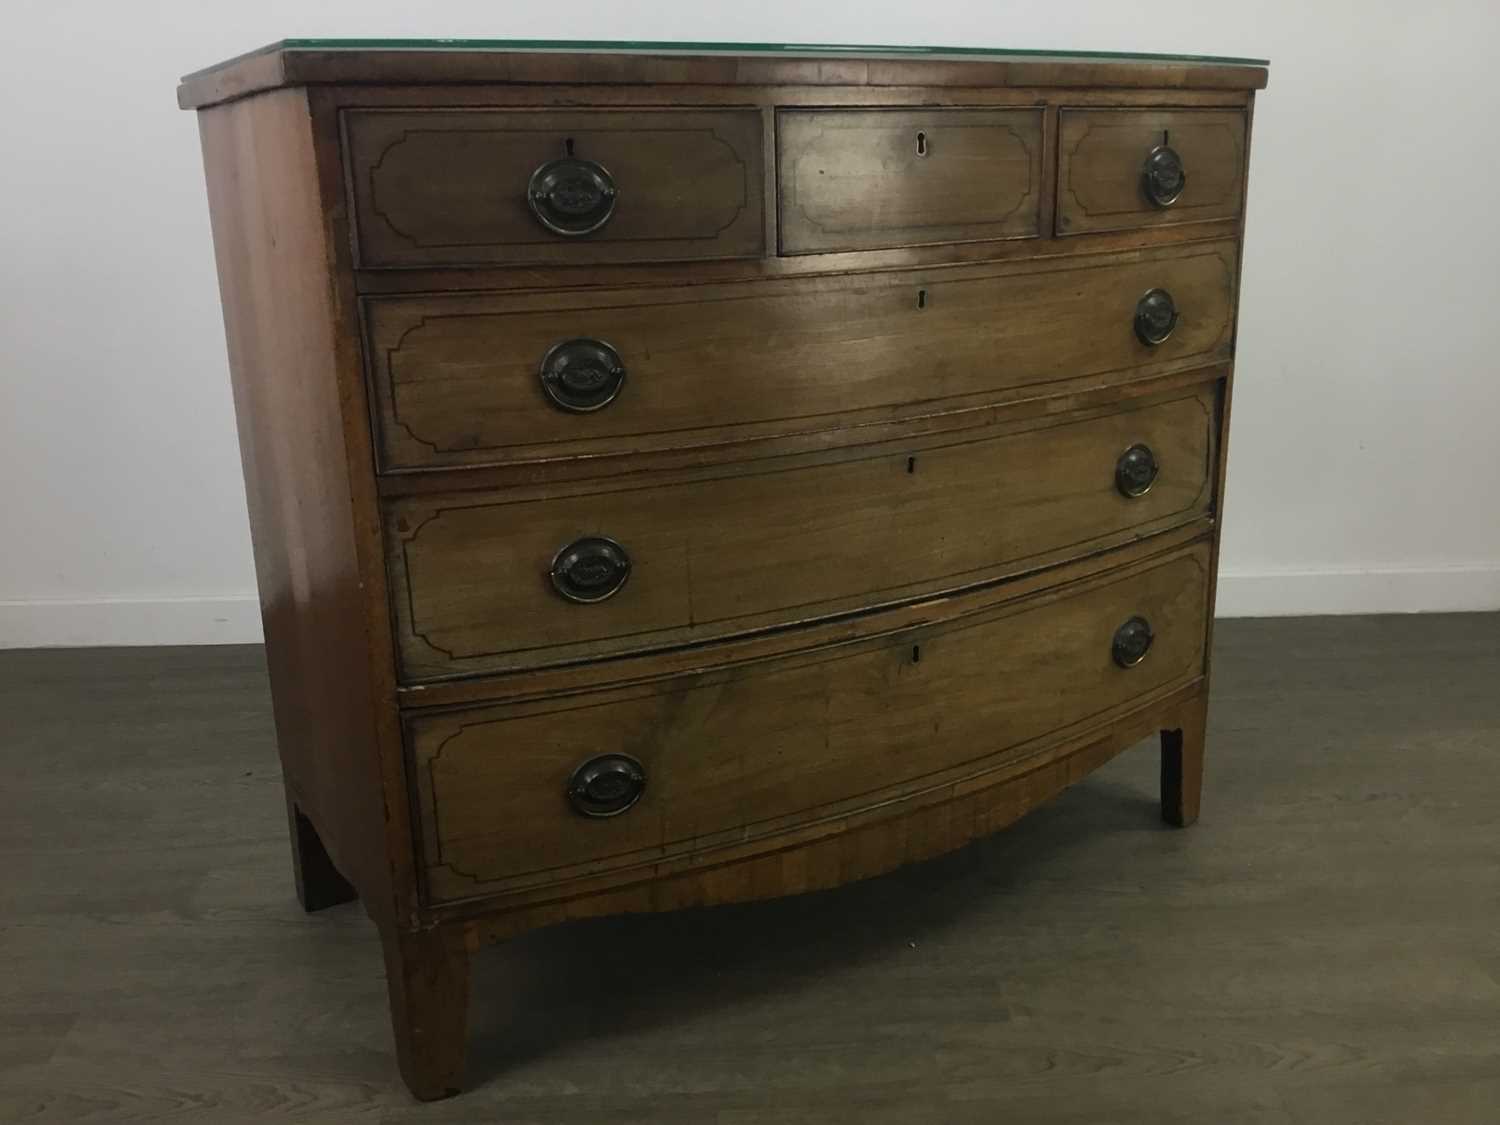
409 542 1211 904
367 240 1236 471
777 108 1043 253
387 387 1216 682
344 108 766 267
1057 109 1246 235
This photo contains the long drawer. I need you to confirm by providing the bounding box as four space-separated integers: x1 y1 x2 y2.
365 240 1237 471
408 540 1211 905
385 385 1217 682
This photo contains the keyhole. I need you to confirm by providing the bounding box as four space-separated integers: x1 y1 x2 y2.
911 644 922 664
1163 129 1170 145
916 288 928 310
907 456 917 474
916 131 928 157
564 136 576 156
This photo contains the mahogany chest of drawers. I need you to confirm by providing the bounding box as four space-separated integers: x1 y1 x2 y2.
180 40 1267 1099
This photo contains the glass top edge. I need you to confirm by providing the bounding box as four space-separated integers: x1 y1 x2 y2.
201 38 1269 74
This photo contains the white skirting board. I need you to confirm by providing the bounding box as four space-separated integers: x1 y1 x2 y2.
0 596 265 648
2 568 1499 647
1213 565 1500 618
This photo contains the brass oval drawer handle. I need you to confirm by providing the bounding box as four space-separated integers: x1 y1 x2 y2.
1112 616 1155 668
1134 288 1179 346
527 156 618 236
1115 443 1159 498
550 537 631 604
1142 143 1186 208
567 753 646 818
539 338 626 413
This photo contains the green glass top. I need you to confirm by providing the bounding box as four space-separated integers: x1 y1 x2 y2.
226 38 1268 68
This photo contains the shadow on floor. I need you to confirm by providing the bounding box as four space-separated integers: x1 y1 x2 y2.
464 766 1164 1084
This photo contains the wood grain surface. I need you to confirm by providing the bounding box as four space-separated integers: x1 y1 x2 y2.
389 521 1212 715
177 45 1268 111
385 387 1217 681
366 241 1237 471
320 84 1249 299
344 108 766 268
777 108 1042 252
410 542 1210 904
195 88 410 920
1057 108 1247 236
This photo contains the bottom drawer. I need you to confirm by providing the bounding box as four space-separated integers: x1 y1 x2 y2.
409 542 1211 905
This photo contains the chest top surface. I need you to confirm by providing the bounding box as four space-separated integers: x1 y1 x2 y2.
177 39 1269 110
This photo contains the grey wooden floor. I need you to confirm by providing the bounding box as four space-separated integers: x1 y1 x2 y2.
2 614 1498 1123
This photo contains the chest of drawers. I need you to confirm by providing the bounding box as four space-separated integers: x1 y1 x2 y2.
181 40 1267 1099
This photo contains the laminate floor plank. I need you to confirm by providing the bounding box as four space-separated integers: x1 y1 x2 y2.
1 614 1497 1122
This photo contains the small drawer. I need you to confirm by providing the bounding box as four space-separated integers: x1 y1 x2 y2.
343 108 766 267
407 542 1211 904
1057 109 1247 236
366 240 1236 472
777 108 1043 253
385 387 1217 682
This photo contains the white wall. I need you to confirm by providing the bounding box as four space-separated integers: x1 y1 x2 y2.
2 0 1497 646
